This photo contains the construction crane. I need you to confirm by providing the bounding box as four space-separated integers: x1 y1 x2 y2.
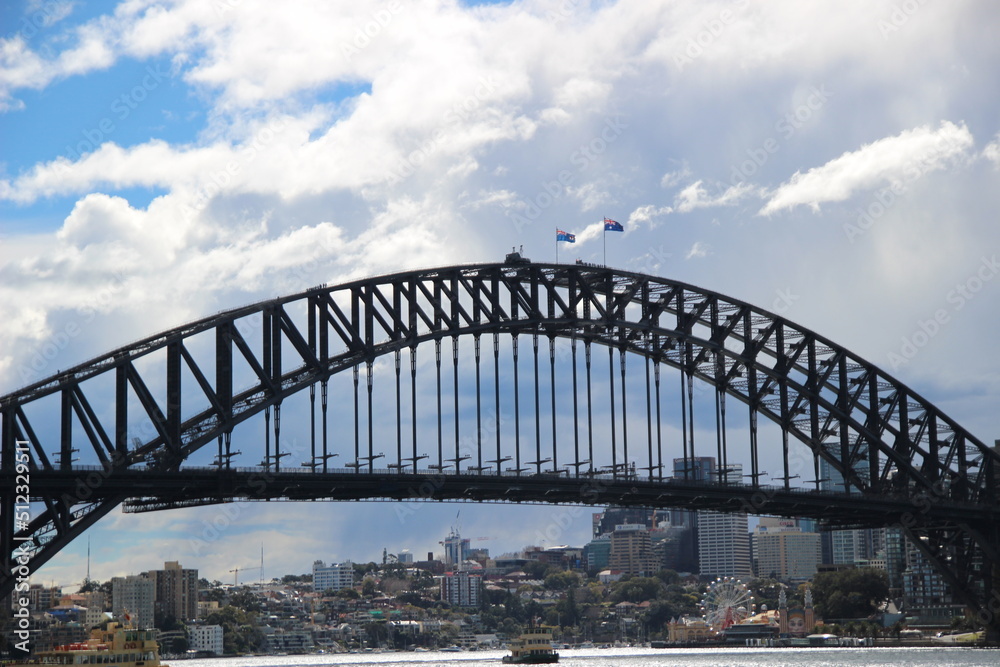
228 565 262 587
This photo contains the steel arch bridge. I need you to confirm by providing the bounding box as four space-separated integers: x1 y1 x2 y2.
2 256 998 632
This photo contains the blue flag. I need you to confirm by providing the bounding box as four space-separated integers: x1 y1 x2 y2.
604 217 623 232
556 229 576 243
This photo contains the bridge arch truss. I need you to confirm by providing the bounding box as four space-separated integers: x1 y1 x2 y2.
2 259 998 630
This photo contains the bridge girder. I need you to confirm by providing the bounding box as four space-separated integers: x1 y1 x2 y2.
2 260 998 633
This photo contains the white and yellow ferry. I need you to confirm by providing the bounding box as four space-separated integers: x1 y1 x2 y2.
6 622 167 667
502 630 559 664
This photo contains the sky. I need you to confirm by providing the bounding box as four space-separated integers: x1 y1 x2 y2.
2 0 999 589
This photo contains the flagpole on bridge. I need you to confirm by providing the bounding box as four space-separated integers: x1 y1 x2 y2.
555 227 559 264
603 218 607 266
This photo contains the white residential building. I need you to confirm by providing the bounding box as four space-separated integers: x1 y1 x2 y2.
81 591 108 629
187 624 224 655
312 560 354 592
440 570 482 607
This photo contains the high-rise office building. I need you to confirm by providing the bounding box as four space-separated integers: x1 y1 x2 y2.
111 575 154 630
902 537 955 621
442 529 471 565
609 524 657 576
697 464 751 578
752 518 821 581
883 527 907 596
820 446 883 566
593 507 660 537
585 535 612 572
26 584 61 612
149 561 198 625
671 457 716 573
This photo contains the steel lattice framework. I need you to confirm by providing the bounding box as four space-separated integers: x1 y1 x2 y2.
2 257 998 632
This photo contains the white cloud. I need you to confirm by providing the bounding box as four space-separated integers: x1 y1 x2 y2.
571 219 607 245
567 182 611 211
628 204 672 229
674 180 757 213
760 121 975 215
686 241 710 259
984 135 1000 169
660 166 692 189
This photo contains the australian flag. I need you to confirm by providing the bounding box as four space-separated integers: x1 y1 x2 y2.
604 217 623 232
556 229 576 243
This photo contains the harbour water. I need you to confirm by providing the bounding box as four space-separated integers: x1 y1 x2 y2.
175 646 997 667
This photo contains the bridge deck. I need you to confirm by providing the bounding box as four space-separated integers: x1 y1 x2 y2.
14 466 993 529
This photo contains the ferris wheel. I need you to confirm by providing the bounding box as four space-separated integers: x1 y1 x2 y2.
700 577 753 630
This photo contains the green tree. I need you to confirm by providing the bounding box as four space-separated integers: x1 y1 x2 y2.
229 588 263 613
396 591 431 608
655 569 680 586
202 587 227 602
641 598 682 634
411 569 435 591
811 568 889 619
504 592 526 622
610 576 665 603
544 571 582 591
500 617 523 639
747 578 784 611
79 579 101 593
555 587 579 627
203 606 265 655
522 560 557 580
363 622 389 647
525 599 543 626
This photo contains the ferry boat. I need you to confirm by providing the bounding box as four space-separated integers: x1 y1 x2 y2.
502 630 558 664
6 622 167 667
